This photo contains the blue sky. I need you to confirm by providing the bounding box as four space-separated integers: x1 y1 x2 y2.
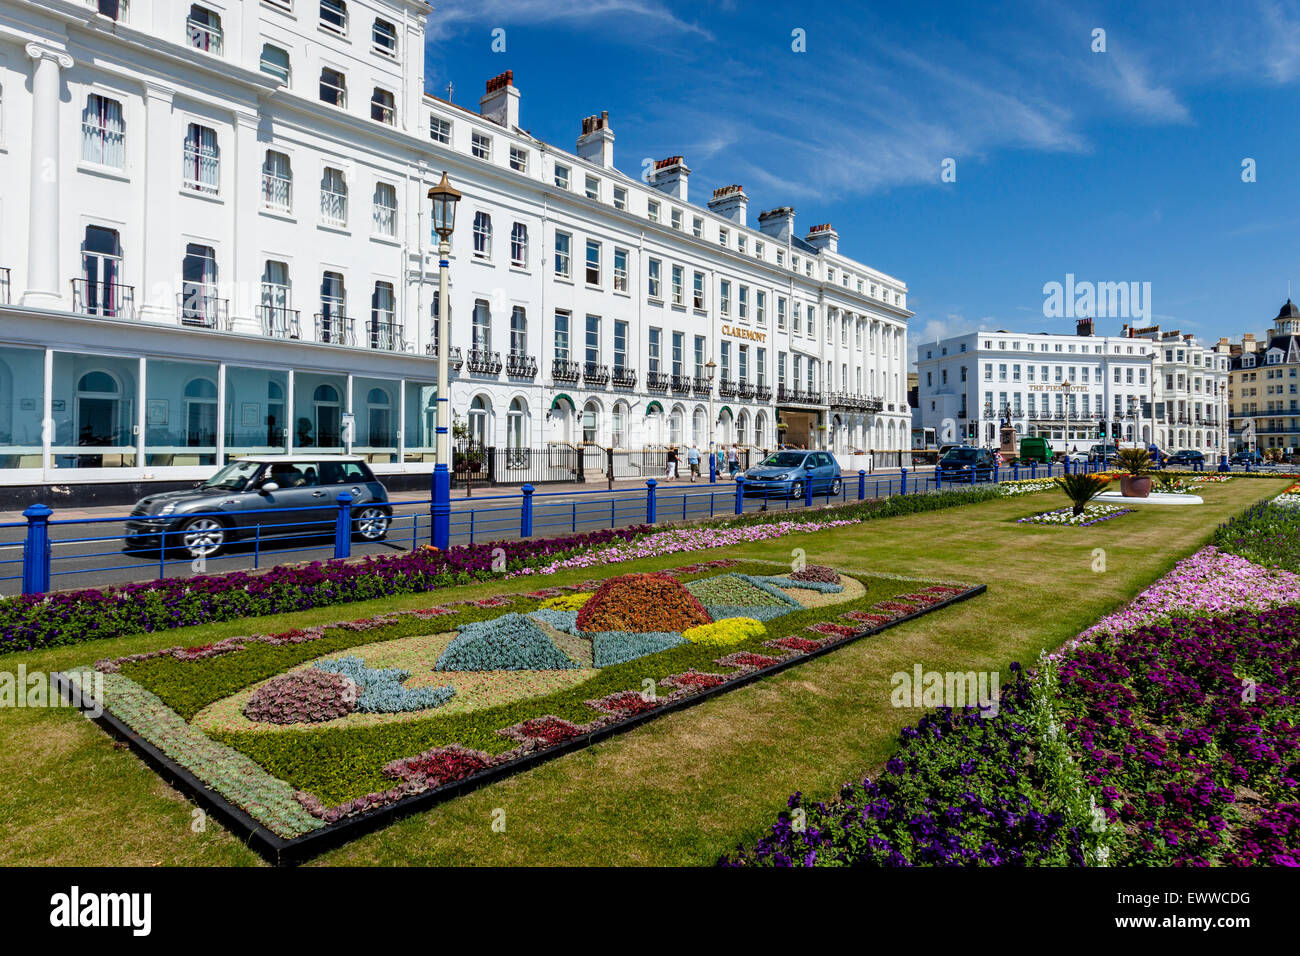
423 0 1300 364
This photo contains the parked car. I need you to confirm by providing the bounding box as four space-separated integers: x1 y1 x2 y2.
937 446 996 478
1165 450 1206 467
1230 450 1265 465
1017 436 1053 464
124 455 392 559
1087 442 1121 463
1064 450 1090 464
937 443 962 458
742 450 842 498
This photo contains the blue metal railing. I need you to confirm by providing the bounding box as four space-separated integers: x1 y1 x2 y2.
4 453 1263 595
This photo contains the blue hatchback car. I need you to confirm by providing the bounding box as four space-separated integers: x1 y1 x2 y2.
742 450 842 498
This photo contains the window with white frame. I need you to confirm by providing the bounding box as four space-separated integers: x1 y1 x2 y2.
585 174 600 200
647 199 660 223
613 247 628 292
372 182 397 237
509 146 528 173
613 185 627 210
692 216 704 239
473 211 492 258
718 227 728 246
554 231 571 278
738 285 748 320
471 131 491 161
777 296 787 329
319 67 346 107
647 258 662 299
261 150 292 213
320 0 348 35
319 166 347 226
510 306 527 355
182 123 219 194
429 116 451 144
259 43 291 85
585 239 601 285
670 207 682 231
692 271 705 310
554 163 570 189
186 5 223 54
371 17 397 57
671 265 684 306
756 290 766 326
720 280 731 316
370 87 395 124
81 94 124 169
510 222 528 267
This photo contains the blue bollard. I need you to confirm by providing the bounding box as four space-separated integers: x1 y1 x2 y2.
1013 462 1020 481
520 483 534 537
1031 461 1038 479
333 492 353 560
646 478 658 523
22 504 52 596
994 461 1000 483
709 451 717 484
734 474 745 514
858 469 866 500
935 464 942 490
901 467 909 495
431 463 450 550
1219 455 1228 473
804 466 815 507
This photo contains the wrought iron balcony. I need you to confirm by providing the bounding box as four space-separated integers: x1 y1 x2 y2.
424 343 464 369
718 378 738 398
506 352 537 378
646 371 671 392
314 312 354 345
552 358 581 383
755 384 773 402
466 348 502 374
864 396 884 413
258 304 300 339
737 382 756 400
178 292 229 329
612 366 637 388
584 362 610 386
671 373 692 393
72 279 135 319
367 319 405 352
693 375 712 396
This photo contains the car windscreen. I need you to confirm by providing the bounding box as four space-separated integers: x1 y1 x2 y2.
760 452 807 468
201 460 262 490
943 449 977 461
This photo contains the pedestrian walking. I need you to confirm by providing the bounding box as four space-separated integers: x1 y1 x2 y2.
687 444 701 481
727 443 740 476
665 446 679 480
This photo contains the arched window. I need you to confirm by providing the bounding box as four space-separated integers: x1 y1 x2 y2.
582 400 600 444
469 395 490 447
507 398 527 450
612 402 627 448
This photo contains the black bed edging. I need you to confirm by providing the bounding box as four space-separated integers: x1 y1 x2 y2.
55 582 988 866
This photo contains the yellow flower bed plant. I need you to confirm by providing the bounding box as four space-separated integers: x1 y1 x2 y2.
682 616 766 647
539 592 594 611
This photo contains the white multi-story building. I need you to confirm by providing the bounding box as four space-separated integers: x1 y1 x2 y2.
0 0 911 501
915 319 1229 455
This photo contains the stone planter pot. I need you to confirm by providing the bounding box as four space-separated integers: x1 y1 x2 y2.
1120 474 1152 498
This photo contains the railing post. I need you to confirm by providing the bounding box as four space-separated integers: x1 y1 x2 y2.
333 492 352 560
858 468 866 500
734 474 745 514
935 465 942 490
804 465 815 507
520 483 534 537
900 467 909 495
22 504 52 596
646 478 658 524
1031 461 1038 479
432 463 450 551
1013 462 1020 481
709 450 717 484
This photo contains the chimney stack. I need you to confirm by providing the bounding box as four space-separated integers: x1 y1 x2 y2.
479 70 520 130
650 156 689 202
757 206 796 242
707 184 748 226
576 111 614 169
804 223 838 253
1077 318 1094 337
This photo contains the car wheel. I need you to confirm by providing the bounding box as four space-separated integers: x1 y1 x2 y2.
829 477 842 495
790 480 804 500
353 506 390 541
178 517 226 559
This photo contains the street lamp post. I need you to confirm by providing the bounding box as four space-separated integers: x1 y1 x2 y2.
427 171 461 551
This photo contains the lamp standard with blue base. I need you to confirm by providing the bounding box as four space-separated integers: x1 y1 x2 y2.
427 170 461 550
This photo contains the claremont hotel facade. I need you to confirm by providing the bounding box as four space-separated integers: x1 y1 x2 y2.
0 0 912 496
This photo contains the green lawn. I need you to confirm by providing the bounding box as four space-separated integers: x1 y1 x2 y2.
0 478 1285 866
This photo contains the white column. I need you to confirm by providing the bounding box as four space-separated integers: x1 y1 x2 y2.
232 111 261 329
22 44 74 308
139 83 176 320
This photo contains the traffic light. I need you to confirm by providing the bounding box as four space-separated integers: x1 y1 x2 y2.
1099 421 1106 437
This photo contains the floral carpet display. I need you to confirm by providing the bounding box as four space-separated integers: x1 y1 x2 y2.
58 559 983 861
1017 504 1134 527
722 544 1300 867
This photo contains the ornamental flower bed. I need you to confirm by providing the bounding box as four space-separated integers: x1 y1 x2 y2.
723 545 1300 868
1018 505 1133 527
59 560 982 862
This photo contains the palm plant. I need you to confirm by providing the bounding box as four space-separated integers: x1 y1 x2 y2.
1055 473 1109 515
1115 448 1151 476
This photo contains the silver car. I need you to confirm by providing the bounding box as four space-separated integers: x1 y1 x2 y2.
124 455 392 558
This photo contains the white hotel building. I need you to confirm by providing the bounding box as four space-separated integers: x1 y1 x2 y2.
0 0 912 502
915 319 1230 455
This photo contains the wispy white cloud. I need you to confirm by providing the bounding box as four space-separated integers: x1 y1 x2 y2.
427 0 712 42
